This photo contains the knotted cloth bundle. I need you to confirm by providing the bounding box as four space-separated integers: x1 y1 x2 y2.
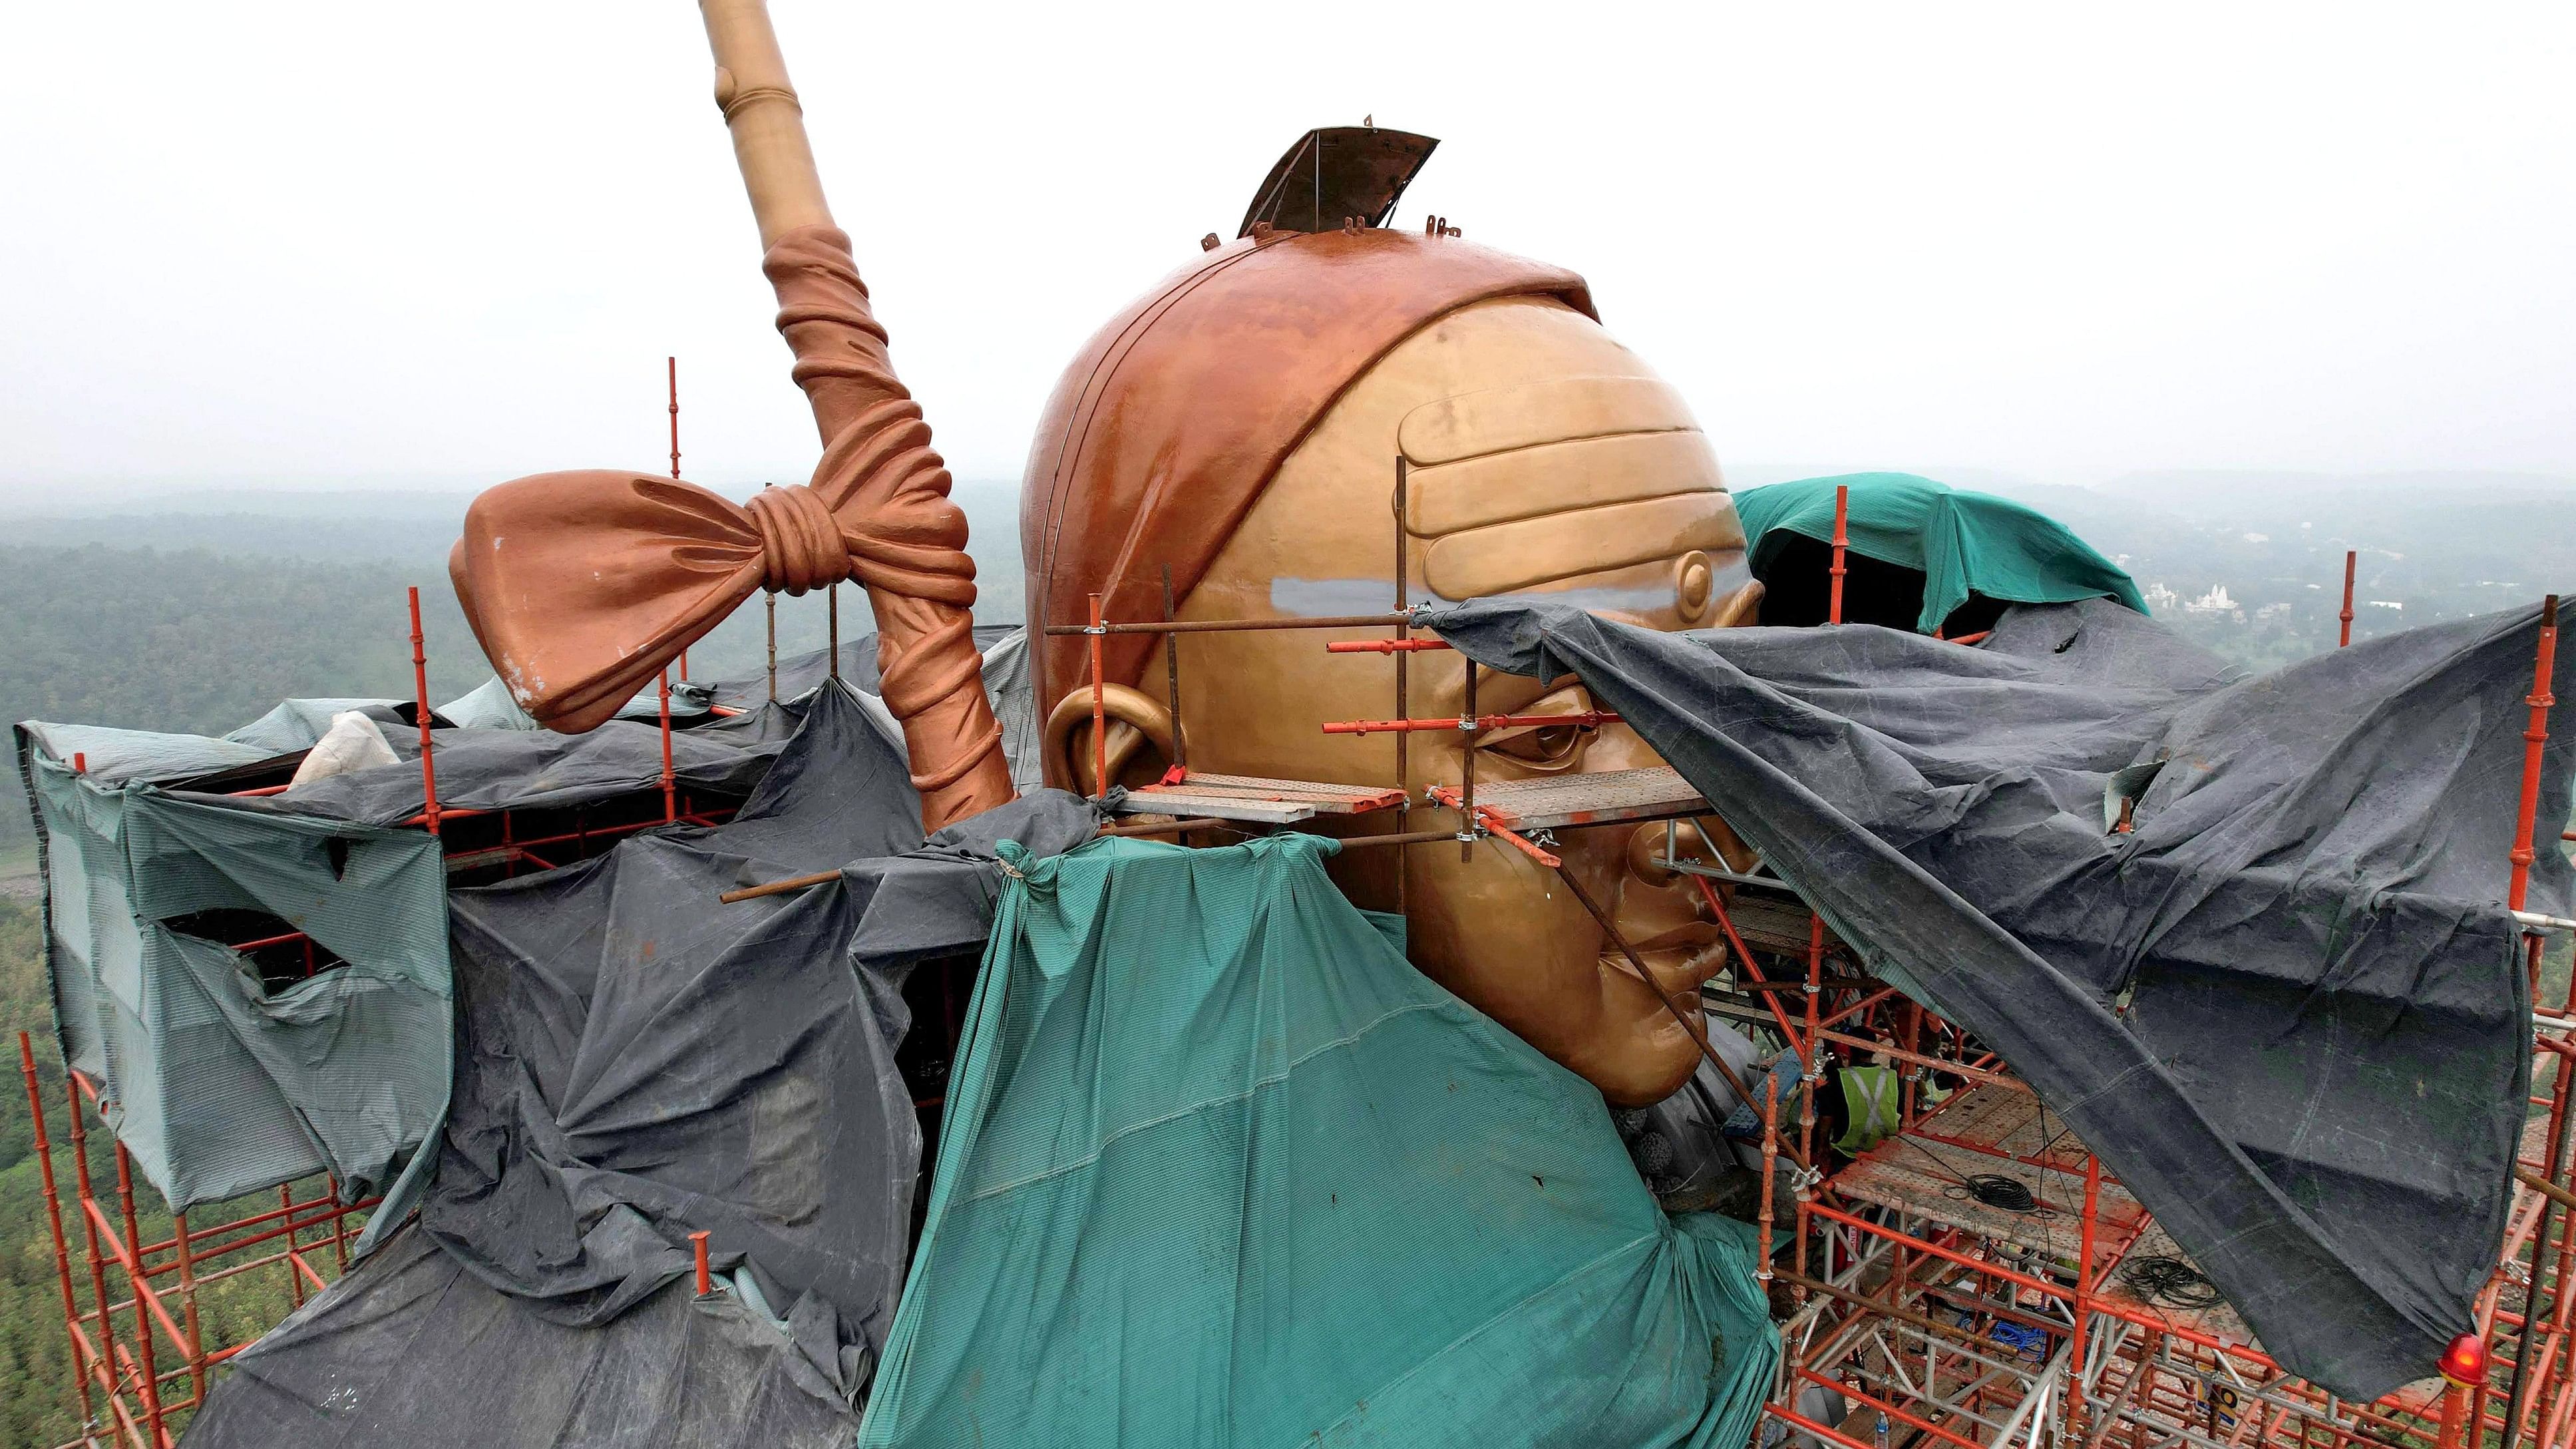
447 455 972 735
447 226 1012 829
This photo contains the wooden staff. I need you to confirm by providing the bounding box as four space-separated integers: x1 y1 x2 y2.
698 0 1015 828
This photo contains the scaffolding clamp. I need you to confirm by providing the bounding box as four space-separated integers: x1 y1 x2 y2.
1425 785 1562 867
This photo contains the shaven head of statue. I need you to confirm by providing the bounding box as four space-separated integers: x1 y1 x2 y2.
1023 157 1760 1107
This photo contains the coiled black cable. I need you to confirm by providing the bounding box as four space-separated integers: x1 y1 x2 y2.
1963 1173 2042 1213
2122 1255 2224 1309
1899 1138 2058 1217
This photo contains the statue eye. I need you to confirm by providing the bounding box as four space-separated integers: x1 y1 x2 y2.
1477 687 1597 771
1491 723 1588 763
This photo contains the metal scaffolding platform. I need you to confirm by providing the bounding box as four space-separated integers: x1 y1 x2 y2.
1458 765 1709 831
1117 772 1408 824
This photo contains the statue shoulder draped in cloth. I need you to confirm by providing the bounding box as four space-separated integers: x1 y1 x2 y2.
1024 131 1765 1106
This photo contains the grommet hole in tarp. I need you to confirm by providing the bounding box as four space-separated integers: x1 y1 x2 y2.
162 907 349 996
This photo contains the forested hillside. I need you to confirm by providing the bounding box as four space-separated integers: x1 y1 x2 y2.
0 544 487 741
0 544 485 860
0 899 76 1449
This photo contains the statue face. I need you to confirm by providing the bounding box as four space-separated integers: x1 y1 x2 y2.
1124 296 1755 1106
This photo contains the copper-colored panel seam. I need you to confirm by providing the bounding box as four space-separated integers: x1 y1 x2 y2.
1397 374 1698 467
1405 429 1724 538
1423 493 1747 600
1018 229 1592 706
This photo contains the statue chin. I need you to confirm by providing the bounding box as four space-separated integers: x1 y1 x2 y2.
1027 238 1757 1108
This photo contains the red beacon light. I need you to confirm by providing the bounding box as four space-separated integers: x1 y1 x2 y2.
2438 1333 2487 1388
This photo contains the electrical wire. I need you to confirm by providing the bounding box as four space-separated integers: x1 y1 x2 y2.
1959 1174 2047 1215
1893 1136 2057 1217
2121 1255 2224 1310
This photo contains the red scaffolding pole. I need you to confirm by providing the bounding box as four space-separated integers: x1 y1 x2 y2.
2340 549 2358 648
669 355 689 682
407 586 441 835
21 1033 376 1446
1829 482 1849 625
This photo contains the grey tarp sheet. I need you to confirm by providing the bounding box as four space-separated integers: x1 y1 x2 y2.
707 625 1043 794
202 716 785 827
23 699 420 783
183 683 1098 1448
180 1225 872 1448
438 675 719 730
13 733 453 1215
226 698 407 753
1427 596 2574 1399
17 719 276 787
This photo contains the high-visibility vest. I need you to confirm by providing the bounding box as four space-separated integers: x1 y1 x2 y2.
1834 1065 1901 1153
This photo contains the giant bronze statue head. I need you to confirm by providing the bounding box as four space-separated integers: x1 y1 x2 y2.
1023 136 1761 1105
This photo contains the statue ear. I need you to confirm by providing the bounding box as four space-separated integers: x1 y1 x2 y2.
1042 684 1183 795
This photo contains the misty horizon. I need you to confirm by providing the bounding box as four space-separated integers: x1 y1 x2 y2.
6 4 2573 509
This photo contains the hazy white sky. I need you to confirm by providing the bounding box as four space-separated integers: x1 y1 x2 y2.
3 2 2571 507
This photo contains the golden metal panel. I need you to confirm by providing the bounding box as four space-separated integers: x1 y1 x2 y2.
1405 429 1722 538
1423 492 1746 600
1397 375 1698 467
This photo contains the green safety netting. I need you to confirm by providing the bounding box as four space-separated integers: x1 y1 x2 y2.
1737 472 2146 633
860 833 1777 1449
19 745 451 1223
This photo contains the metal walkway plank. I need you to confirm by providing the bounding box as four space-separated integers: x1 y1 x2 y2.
1463 765 1708 830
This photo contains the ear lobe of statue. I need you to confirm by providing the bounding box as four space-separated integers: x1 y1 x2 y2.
1043 684 1183 795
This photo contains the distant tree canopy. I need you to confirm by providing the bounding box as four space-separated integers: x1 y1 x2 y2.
0 544 492 853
